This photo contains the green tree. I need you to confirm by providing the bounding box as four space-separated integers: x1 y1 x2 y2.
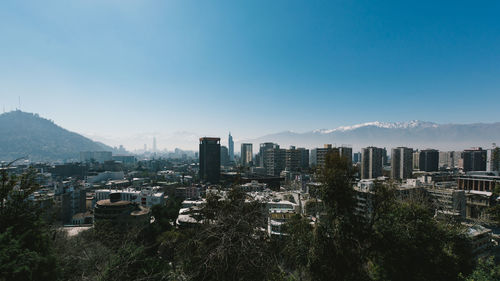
308 151 369 281
179 187 278 281
0 164 57 281
463 256 500 281
368 183 474 281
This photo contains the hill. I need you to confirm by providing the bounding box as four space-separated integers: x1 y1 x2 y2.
0 110 115 162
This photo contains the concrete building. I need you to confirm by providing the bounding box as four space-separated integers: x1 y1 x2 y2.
95 186 165 208
488 147 500 172
439 151 459 169
262 144 286 176
310 144 338 168
457 173 500 192
80 151 112 163
419 149 439 172
339 146 353 164
258 143 275 168
413 150 420 170
241 143 253 167
361 147 384 179
391 147 413 180
462 148 487 172
199 137 221 183
297 148 310 170
94 193 150 228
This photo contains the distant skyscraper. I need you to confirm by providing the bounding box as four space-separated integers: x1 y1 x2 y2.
419 149 439 172
488 147 500 172
220 146 229 166
153 137 157 153
228 132 234 163
462 147 487 172
241 143 253 167
199 137 221 183
361 146 384 179
391 147 413 180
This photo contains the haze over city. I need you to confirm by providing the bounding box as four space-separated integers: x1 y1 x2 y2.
2 0 500 151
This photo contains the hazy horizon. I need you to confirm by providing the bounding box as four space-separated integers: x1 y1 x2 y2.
2 1 499 151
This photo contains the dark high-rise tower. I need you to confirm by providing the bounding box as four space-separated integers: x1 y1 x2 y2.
199 137 221 183
419 149 439 172
462 147 487 172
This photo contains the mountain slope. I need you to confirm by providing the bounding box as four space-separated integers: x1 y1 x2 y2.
240 121 500 151
0 110 115 162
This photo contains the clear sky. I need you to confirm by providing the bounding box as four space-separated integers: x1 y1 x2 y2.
1 0 499 150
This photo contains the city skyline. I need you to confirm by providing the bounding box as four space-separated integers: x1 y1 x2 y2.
1 0 499 149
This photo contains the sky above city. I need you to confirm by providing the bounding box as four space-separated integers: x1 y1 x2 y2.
1 0 499 150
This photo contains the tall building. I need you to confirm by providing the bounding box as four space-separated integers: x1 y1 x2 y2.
339 146 353 164
391 147 413 180
259 143 275 168
419 149 439 172
462 148 487 172
413 150 419 170
228 132 234 163
220 146 229 166
488 147 500 172
361 147 383 179
297 148 310 170
310 144 337 168
153 137 157 153
353 152 362 164
199 137 221 183
439 151 459 169
285 146 301 172
262 143 286 176
241 143 253 167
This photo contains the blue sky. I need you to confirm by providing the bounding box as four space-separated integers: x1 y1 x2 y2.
1 0 499 150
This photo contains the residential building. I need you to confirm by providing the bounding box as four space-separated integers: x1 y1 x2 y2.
391 147 413 180
361 147 384 179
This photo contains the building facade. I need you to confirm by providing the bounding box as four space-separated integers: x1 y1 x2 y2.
361 147 384 179
391 147 413 180
199 137 221 183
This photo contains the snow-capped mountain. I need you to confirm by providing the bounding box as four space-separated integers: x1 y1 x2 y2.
313 120 438 134
239 121 500 152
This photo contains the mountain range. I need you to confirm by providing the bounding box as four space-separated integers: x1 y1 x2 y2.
1 111 499 162
0 110 116 162
239 120 500 152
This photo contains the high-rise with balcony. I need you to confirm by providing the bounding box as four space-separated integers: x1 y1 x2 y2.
361 146 383 179
391 147 413 180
